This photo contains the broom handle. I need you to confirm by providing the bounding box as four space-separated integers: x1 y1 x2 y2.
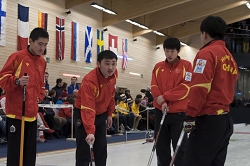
19 73 27 166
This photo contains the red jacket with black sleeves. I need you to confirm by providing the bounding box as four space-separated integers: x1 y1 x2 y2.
186 40 238 117
0 48 46 121
74 67 117 135
151 57 193 113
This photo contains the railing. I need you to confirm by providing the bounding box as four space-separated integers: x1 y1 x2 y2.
38 104 74 140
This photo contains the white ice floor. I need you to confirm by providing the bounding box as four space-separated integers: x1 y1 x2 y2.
0 124 250 166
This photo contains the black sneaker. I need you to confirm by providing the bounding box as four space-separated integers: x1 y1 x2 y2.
125 126 131 131
54 132 61 139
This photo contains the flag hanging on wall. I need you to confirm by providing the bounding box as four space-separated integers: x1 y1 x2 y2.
38 10 48 54
17 4 29 51
85 26 93 63
97 29 104 55
56 17 65 61
109 34 118 55
122 38 128 70
38 11 48 30
71 21 80 61
0 0 6 46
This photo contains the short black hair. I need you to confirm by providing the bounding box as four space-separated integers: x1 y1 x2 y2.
136 94 142 99
163 37 181 52
56 78 62 85
200 16 227 40
45 72 49 75
135 98 141 105
125 89 130 93
49 89 56 96
29 27 49 42
62 82 68 89
97 50 117 62
140 89 146 93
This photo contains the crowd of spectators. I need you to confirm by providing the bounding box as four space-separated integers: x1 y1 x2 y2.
0 72 155 144
224 19 250 53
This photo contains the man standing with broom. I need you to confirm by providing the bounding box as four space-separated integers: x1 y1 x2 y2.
0 27 49 166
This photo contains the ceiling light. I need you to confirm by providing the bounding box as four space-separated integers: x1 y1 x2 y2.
129 72 141 76
153 31 165 36
125 19 149 29
246 2 250 9
180 41 188 46
63 73 80 78
90 2 117 15
84 66 95 70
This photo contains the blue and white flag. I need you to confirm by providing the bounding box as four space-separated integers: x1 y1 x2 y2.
71 21 80 61
0 0 6 46
85 26 93 63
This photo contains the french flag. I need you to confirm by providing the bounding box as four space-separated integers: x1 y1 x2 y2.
71 21 79 61
17 4 29 51
0 0 6 46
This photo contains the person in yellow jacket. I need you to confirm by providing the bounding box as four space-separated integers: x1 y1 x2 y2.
116 94 132 130
131 98 142 131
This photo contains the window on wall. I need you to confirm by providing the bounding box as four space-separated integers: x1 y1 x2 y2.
232 67 250 107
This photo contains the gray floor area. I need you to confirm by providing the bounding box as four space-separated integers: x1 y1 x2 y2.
0 124 250 166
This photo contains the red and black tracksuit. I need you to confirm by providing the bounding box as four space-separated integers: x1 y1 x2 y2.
74 67 117 166
0 47 46 166
151 57 192 166
183 40 238 166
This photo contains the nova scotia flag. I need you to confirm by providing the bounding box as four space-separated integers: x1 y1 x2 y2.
85 26 93 63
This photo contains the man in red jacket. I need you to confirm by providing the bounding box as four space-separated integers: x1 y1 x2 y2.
0 28 48 166
151 38 192 166
183 16 238 166
74 50 117 166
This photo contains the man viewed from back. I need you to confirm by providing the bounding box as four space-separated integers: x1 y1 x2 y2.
183 16 238 166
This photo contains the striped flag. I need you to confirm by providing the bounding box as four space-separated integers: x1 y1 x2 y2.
97 29 104 55
56 17 65 61
0 0 6 46
109 34 118 55
71 21 80 61
38 11 48 30
38 10 48 54
85 26 93 63
17 4 29 51
122 38 128 70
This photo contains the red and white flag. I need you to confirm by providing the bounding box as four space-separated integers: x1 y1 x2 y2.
17 4 29 51
109 34 118 55
56 17 65 60
122 38 128 70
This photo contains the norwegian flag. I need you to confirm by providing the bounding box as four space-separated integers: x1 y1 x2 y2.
122 38 128 70
56 17 65 60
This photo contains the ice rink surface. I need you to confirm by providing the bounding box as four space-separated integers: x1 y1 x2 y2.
0 124 250 166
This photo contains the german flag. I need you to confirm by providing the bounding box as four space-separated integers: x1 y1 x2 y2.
38 11 48 30
38 11 48 54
